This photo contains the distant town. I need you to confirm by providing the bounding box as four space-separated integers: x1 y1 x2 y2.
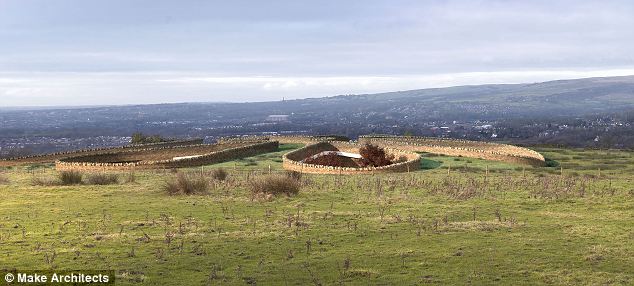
1 103 632 158
3 76 634 157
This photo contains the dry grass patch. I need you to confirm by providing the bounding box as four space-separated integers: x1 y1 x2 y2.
285 170 302 181
59 170 83 185
210 168 228 181
30 175 58 186
249 174 301 199
345 269 379 278
539 211 584 219
0 174 9 185
163 172 209 195
441 220 522 232
585 245 609 263
87 173 119 185
123 172 137 184
563 225 603 238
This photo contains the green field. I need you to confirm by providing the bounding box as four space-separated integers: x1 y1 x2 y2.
0 145 632 285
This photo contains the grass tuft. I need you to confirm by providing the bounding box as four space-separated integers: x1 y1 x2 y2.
163 172 209 195
86 173 119 185
58 171 83 185
30 175 58 186
285 170 302 181
249 174 301 198
210 168 228 181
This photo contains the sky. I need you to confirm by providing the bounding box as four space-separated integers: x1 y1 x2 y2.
1 0 634 106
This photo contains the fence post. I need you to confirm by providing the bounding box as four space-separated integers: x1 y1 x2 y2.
560 166 563 177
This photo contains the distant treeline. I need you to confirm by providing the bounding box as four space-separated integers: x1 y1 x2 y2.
131 132 173 144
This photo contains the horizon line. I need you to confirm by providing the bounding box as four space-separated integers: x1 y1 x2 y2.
2 73 633 110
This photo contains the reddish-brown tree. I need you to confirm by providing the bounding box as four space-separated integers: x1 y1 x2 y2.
359 144 394 167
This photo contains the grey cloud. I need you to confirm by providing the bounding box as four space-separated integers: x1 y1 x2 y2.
0 0 633 105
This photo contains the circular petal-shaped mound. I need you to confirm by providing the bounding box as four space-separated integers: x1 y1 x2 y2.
283 142 421 174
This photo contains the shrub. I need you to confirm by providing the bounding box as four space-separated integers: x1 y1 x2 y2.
87 173 119 185
58 171 83 185
359 144 394 167
545 158 560 167
250 174 300 197
163 172 209 195
31 175 58 186
131 132 170 144
286 170 303 181
210 168 228 181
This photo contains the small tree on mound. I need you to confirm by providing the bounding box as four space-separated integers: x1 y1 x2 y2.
359 144 394 167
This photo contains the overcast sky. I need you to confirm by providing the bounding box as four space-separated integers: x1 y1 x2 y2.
1 0 634 106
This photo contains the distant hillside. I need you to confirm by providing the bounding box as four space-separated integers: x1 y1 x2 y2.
364 75 634 103
1 75 633 144
5 75 634 117
326 75 634 117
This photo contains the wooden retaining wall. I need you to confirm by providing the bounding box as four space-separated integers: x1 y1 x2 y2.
218 135 346 145
359 135 545 167
55 141 278 171
0 139 204 166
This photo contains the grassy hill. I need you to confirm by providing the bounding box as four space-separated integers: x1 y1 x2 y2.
0 145 632 285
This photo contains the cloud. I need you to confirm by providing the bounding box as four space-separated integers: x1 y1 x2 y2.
3 68 634 106
1 1 634 105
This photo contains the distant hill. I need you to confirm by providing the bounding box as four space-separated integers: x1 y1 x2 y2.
1 75 633 141
322 75 634 117
5 75 634 117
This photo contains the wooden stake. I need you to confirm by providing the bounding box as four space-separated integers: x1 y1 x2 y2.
560 166 563 177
